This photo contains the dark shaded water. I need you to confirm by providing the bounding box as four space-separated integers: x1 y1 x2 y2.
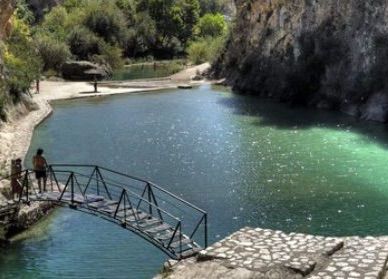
2 85 388 278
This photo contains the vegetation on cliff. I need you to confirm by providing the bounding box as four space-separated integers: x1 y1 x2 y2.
0 1 41 122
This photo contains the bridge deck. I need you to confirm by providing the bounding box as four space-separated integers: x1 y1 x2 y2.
25 191 202 259
2 165 207 260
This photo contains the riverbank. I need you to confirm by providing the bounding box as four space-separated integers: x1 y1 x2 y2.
0 62 210 172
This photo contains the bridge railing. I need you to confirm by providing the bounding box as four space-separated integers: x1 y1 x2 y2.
51 165 208 250
0 165 208 256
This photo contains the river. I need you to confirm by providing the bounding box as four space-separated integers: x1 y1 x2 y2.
2 85 388 278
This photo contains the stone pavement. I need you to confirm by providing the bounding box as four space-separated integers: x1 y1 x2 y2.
159 227 388 279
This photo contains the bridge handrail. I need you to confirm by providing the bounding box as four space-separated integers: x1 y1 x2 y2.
1 164 208 251
49 164 207 214
48 169 182 223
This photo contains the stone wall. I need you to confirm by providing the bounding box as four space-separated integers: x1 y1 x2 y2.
213 0 388 123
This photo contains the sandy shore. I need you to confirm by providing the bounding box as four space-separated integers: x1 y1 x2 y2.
0 62 211 172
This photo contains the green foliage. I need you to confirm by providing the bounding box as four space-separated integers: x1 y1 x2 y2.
198 0 229 15
91 42 124 70
37 6 69 40
194 13 227 38
83 2 128 45
67 25 101 60
4 14 42 100
34 35 71 72
30 0 228 70
187 35 226 64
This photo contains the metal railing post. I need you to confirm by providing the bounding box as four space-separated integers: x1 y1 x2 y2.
147 183 153 216
204 213 208 248
71 172 74 204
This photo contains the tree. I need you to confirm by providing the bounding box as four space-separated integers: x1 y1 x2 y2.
194 13 227 38
176 0 200 44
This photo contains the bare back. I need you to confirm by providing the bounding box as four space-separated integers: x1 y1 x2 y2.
33 155 47 171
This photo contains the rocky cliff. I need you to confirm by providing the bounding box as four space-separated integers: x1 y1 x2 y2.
213 0 388 122
0 0 14 39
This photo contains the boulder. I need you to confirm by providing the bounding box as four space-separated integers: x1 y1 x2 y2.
61 61 111 81
360 92 388 122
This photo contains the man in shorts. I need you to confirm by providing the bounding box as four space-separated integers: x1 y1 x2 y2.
33 148 48 193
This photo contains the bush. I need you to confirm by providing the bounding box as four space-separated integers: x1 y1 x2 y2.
187 35 226 64
67 25 101 60
83 2 128 46
35 35 71 72
91 42 124 70
194 13 227 38
4 15 42 100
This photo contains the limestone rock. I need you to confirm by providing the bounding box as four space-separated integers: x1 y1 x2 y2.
0 0 15 39
213 0 388 122
360 92 388 122
61 61 112 81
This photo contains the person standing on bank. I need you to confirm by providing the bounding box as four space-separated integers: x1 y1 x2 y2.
33 148 48 193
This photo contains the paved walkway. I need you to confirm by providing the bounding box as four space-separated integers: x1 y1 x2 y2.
160 227 388 278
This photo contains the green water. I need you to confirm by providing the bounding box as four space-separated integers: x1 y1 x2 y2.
2 85 388 278
111 63 183 81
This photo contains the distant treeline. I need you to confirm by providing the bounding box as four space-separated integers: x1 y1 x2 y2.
0 0 232 116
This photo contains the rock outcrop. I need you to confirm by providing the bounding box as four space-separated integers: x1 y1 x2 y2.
61 61 111 81
213 0 388 123
0 0 14 39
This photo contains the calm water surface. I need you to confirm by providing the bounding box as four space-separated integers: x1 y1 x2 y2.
2 85 388 278
111 63 182 81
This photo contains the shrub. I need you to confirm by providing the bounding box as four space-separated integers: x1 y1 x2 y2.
83 2 128 46
187 35 227 64
194 13 227 38
67 25 101 60
35 35 71 72
91 42 124 70
4 15 42 100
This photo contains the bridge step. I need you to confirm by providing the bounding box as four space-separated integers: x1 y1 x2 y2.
125 212 149 222
177 247 202 259
87 200 118 209
139 219 162 228
155 230 181 241
168 238 193 249
146 223 172 234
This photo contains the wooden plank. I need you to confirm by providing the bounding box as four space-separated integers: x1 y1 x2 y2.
116 209 142 218
178 247 202 259
137 218 162 229
146 223 172 234
169 238 193 249
85 194 105 203
125 212 149 222
87 199 117 209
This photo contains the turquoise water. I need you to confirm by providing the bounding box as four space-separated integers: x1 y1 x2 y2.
2 85 388 278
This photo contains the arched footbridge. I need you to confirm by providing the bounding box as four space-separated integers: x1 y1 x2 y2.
0 165 208 260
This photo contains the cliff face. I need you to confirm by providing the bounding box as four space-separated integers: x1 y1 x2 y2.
0 0 14 39
214 0 388 122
